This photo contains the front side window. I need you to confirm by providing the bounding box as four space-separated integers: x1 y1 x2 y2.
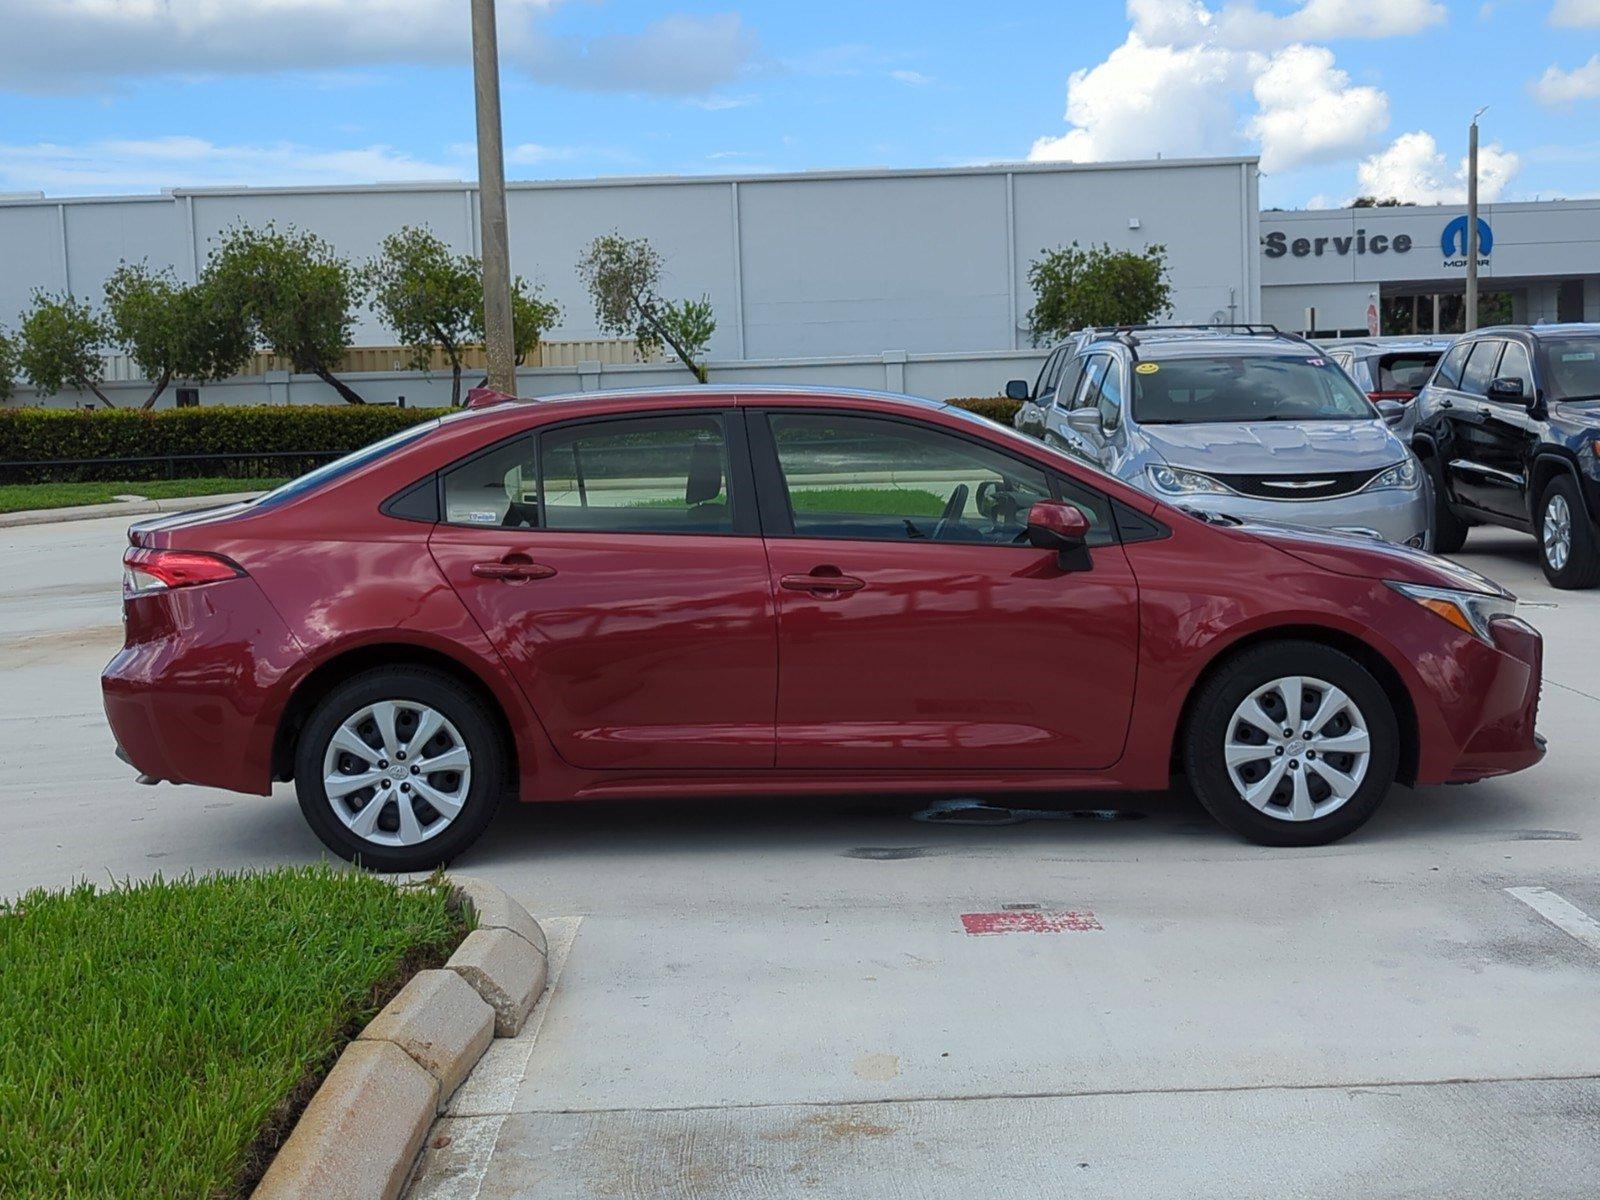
1072 355 1110 410
768 412 1088 546
1098 358 1125 429
1131 355 1375 424
1458 341 1504 397
1538 337 1600 402
540 414 734 534
1497 342 1535 395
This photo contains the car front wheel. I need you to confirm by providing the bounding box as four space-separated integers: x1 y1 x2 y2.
1538 475 1600 590
1183 641 1398 847
294 666 506 871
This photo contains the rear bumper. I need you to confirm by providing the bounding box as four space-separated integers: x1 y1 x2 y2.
102 577 302 795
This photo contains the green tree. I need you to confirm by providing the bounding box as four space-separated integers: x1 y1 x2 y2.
0 325 16 404
1025 242 1173 346
502 275 563 368
103 263 252 410
364 226 481 406
204 223 367 404
17 292 113 406
1351 196 1408 208
576 233 716 382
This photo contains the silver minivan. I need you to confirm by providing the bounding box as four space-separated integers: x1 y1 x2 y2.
1009 326 1431 547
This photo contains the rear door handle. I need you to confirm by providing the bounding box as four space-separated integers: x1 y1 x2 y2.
472 560 556 581
780 571 866 595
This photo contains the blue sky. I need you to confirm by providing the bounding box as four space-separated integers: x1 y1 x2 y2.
2 1 1599 209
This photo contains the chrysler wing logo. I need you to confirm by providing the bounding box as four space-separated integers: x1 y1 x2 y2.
1441 215 1493 258
1260 479 1334 490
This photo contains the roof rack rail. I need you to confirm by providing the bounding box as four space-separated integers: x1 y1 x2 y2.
1082 322 1284 336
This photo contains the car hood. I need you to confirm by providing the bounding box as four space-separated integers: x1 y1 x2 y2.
1139 420 1404 473
1223 516 1511 595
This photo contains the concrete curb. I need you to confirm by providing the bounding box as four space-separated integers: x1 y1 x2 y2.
0 490 265 529
252 879 546 1200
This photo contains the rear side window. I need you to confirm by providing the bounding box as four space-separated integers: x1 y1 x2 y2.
442 435 538 527
540 414 734 534
1035 351 1062 403
1458 341 1504 396
1433 341 1472 390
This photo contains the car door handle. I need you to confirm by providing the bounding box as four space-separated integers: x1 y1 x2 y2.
780 571 866 595
1439 398 1453 409
472 560 556 581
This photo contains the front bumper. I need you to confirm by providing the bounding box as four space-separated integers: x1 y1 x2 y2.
1176 484 1431 547
1432 615 1546 784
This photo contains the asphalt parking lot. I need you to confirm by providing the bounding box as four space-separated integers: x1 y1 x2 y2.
4 514 1600 1197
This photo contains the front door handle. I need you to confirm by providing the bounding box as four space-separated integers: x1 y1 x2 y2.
472 559 556 581
780 569 866 596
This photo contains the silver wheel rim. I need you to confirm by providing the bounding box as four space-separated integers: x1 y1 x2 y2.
1224 676 1371 823
321 700 472 848
1544 493 1572 571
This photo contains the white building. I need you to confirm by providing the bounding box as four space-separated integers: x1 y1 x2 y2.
0 157 1260 408
1260 199 1600 337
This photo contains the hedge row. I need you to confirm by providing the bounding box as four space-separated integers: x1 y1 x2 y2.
0 396 1024 484
0 405 447 484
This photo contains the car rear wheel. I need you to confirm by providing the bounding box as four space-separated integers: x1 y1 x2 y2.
1538 475 1600 590
1183 641 1398 847
294 666 506 872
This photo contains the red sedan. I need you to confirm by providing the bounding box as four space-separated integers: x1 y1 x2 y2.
103 387 1545 870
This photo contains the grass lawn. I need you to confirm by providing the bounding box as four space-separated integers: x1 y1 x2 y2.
0 866 468 1199
0 476 286 514
790 486 945 515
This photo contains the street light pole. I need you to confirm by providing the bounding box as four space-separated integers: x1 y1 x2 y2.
471 0 516 394
1465 106 1487 332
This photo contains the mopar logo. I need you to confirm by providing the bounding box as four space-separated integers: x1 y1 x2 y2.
1441 215 1492 264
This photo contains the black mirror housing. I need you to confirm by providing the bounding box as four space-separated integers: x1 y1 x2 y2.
1486 376 1529 405
1005 379 1031 402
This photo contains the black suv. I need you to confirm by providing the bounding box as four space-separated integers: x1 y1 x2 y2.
1413 323 1600 587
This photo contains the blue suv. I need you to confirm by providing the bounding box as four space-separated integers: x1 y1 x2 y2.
1413 323 1600 587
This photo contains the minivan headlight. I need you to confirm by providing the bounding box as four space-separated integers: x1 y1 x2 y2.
1386 581 1516 644
1364 457 1421 492
1146 465 1231 496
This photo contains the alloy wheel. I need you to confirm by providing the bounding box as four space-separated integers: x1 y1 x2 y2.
1544 492 1572 572
1223 675 1371 822
321 700 472 847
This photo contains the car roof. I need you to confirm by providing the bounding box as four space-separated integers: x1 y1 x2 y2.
1319 335 1455 353
465 383 952 419
1051 325 1321 361
1470 322 1600 341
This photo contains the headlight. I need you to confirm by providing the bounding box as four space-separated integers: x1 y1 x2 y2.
1146 464 1231 496
1364 457 1421 492
1386 581 1516 644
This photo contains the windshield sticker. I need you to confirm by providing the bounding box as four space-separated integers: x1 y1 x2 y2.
1562 352 1597 362
1135 362 1160 374
1305 357 1326 366
468 511 500 524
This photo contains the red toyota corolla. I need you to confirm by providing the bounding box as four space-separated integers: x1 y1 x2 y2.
103 387 1544 870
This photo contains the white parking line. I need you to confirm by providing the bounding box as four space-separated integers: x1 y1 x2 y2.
1506 887 1600 956
411 915 583 1200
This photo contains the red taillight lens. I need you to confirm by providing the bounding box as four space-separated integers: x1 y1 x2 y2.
1368 391 1415 403
123 547 244 594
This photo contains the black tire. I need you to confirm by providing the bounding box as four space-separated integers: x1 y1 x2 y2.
1183 640 1399 847
1428 463 1470 555
294 666 507 872
1537 474 1600 590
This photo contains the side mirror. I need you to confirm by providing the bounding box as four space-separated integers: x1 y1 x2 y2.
1005 379 1031 402
1026 500 1092 572
1487 376 1529 406
1375 399 1406 426
1065 408 1102 437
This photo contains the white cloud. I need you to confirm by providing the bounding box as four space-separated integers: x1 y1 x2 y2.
1354 130 1519 203
890 69 934 86
1246 44 1389 172
0 136 465 192
1131 0 1444 48
1531 55 1600 105
0 2 757 96
1028 33 1245 163
1550 0 1600 27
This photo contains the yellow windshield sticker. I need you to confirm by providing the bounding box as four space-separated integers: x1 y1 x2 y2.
1135 362 1160 374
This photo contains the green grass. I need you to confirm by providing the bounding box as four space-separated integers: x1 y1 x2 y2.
0 866 468 1199
0 476 287 514
790 486 945 515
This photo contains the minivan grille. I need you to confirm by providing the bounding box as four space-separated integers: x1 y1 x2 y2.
1210 467 1383 501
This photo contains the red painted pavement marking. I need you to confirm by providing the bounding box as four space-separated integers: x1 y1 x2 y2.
961 910 1102 935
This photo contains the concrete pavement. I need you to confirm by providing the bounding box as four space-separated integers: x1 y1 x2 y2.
2 515 1599 1196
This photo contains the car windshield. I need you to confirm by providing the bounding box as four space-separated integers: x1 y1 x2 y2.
1133 354 1377 424
254 418 443 508
1539 337 1600 402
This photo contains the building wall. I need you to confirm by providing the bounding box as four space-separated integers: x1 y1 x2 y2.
0 158 1259 385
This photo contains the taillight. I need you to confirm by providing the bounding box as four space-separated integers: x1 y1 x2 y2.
123 547 244 594
1368 390 1415 403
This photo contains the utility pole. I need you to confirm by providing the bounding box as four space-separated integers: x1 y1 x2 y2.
1465 106 1487 332
471 0 516 394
